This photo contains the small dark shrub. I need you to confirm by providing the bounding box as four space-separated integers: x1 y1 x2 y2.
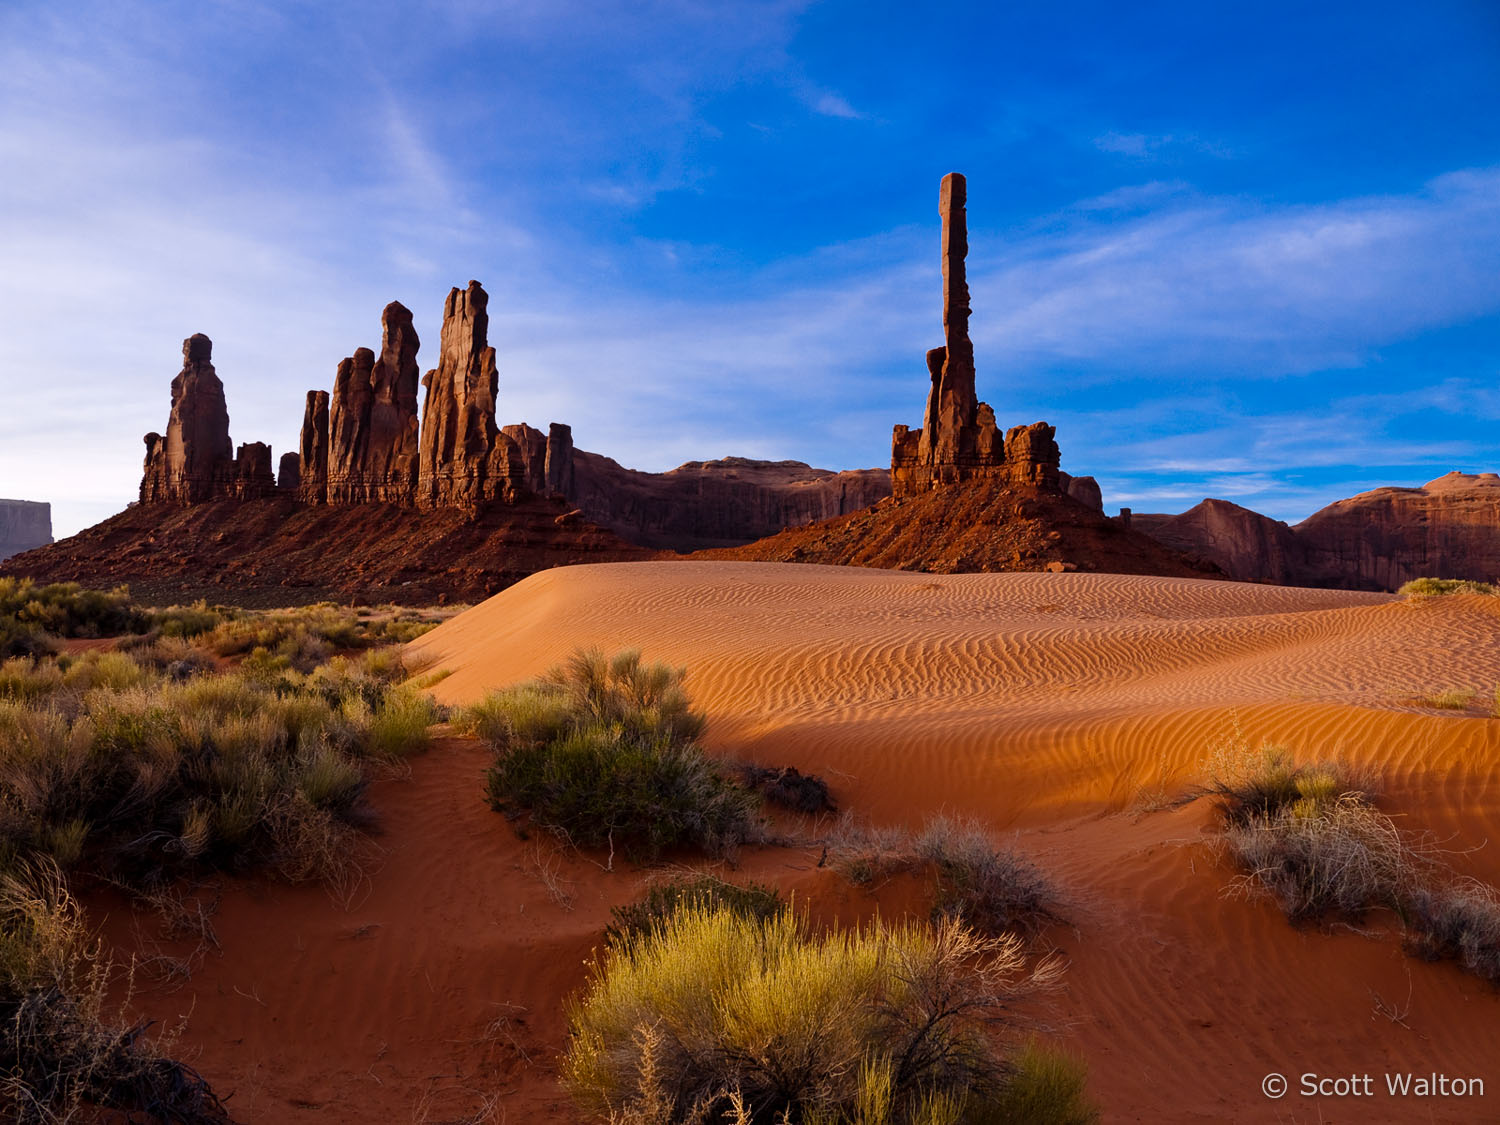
605 873 783 943
832 816 1060 937
1403 883 1500 985
737 764 835 814
469 650 759 859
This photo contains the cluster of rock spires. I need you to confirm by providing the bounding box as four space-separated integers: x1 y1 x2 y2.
140 283 579 512
890 173 1068 499
136 280 883 552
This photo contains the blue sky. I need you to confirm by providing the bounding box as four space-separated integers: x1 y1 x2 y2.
2 0 1498 538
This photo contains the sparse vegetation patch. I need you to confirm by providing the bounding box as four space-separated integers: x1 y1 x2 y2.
832 815 1059 937
462 650 760 859
1397 577 1496 598
1207 736 1500 985
565 903 1090 1125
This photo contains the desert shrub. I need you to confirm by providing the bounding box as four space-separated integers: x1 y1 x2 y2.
1205 741 1368 826
485 725 759 859
1207 739 1500 986
366 688 440 759
1403 881 1500 985
980 1038 1099 1125
832 816 1058 937
0 862 230 1123
149 600 230 639
737 764 835 813
565 904 1066 1124
469 650 758 859
0 579 147 641
605 873 784 943
1397 577 1496 598
1222 795 1410 922
0 643 434 886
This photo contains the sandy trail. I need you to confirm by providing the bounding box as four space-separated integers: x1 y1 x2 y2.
102 562 1500 1123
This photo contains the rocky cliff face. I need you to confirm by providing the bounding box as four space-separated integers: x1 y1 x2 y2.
891 173 1062 497
298 390 330 503
1133 499 1304 584
0 500 52 562
1133 473 1500 591
568 454 891 550
140 335 238 503
1294 473 1500 590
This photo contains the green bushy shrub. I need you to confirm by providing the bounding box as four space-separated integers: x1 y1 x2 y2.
467 650 758 858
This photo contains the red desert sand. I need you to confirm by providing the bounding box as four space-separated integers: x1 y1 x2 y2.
97 561 1500 1122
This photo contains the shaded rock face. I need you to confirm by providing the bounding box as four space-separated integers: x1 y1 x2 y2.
233 442 275 500
1058 472 1103 511
325 302 423 504
298 391 330 503
277 452 300 490
1133 499 1304 584
569 454 891 551
417 281 527 507
1295 473 1500 590
891 173 1058 497
0 500 52 562
141 335 238 503
1132 474 1500 591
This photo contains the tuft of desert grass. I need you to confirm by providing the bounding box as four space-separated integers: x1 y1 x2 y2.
831 815 1059 937
1397 577 1496 598
1416 687 1476 711
565 903 1068 1125
605 872 784 944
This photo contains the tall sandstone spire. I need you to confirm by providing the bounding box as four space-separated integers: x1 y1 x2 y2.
141 334 237 503
298 390 330 503
892 172 1055 497
416 280 527 507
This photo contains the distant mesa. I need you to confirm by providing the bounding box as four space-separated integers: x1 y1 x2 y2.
1134 473 1500 590
0 500 52 563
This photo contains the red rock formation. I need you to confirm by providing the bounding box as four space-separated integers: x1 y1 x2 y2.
232 442 276 500
140 335 237 503
277 452 300 491
328 349 377 503
298 390 330 503
704 474 1218 579
1133 473 1500 591
325 303 423 504
1133 499 1304 584
366 301 421 502
1058 472 1103 511
416 281 528 507
545 423 575 497
1294 473 1500 589
1004 422 1060 489
569 454 891 550
891 174 1056 497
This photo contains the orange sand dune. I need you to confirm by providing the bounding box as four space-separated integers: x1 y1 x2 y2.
106 563 1500 1122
